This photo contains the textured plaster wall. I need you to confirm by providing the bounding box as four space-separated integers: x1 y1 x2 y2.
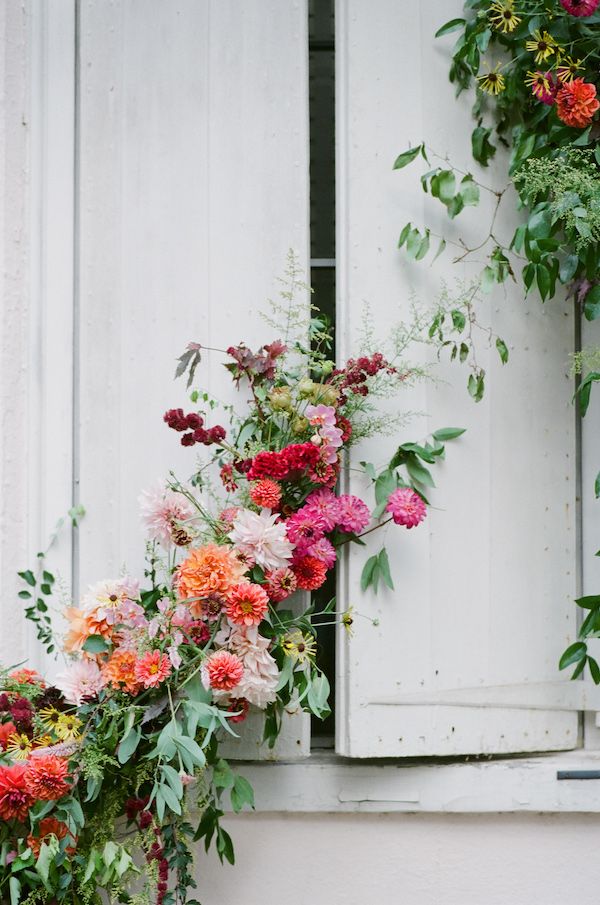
200 812 600 905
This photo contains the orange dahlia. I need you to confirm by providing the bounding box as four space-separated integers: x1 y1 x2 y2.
9 668 45 687
176 543 246 616
0 764 33 820
26 756 70 801
225 583 269 627
102 649 143 695
27 817 76 857
556 79 600 128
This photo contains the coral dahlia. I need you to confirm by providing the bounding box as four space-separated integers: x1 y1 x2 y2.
386 487 427 528
263 567 297 603
0 764 34 820
202 650 244 692
25 756 70 801
134 651 172 688
250 479 282 509
225 583 269 627
556 79 600 128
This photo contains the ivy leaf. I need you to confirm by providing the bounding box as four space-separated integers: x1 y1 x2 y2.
435 18 465 37
459 175 480 206
393 146 423 170
496 337 509 364
471 126 495 167
468 372 485 402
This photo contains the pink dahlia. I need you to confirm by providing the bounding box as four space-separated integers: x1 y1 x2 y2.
225 583 269 627
336 495 371 534
285 508 328 546
55 659 105 705
139 483 195 547
134 650 172 688
304 488 340 531
306 537 337 568
386 487 427 528
202 650 244 692
559 0 599 15
228 508 293 570
263 567 298 603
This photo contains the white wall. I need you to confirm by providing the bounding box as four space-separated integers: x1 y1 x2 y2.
200 812 600 905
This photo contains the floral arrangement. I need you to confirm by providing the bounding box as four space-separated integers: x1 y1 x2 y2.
1 274 461 904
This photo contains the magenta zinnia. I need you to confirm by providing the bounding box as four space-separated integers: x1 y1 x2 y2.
559 0 599 15
386 488 427 528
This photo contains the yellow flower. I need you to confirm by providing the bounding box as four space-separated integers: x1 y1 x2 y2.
6 732 33 760
556 56 583 83
55 713 82 742
525 30 558 65
477 67 506 95
282 630 317 665
39 706 62 732
489 1 521 33
341 607 355 637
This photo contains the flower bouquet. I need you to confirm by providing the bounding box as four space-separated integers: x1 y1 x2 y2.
0 273 462 904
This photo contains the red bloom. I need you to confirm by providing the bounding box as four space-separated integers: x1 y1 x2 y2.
26 756 70 801
559 0 599 15
556 79 600 128
0 764 34 820
336 415 352 442
0 721 18 750
247 451 289 481
292 555 328 591
27 817 76 857
282 443 320 475
220 464 238 491
227 698 249 724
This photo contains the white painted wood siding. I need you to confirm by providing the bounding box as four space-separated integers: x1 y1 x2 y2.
335 0 579 756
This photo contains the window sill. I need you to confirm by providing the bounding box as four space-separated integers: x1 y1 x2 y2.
229 749 600 814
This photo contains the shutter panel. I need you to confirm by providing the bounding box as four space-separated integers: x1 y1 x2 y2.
77 0 310 757
335 0 579 757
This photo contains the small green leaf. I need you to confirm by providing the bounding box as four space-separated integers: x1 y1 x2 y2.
432 427 465 442
588 656 600 685
397 222 412 248
117 727 141 764
574 595 600 610
496 337 509 364
435 17 465 37
596 471 600 499
361 555 378 592
559 641 587 670
82 635 109 654
393 146 422 170
377 548 394 590
584 285 600 321
468 372 485 402
471 126 495 167
18 570 36 587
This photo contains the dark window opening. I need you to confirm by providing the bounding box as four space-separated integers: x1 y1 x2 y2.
309 0 336 748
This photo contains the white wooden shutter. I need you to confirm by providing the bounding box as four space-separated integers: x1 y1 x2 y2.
75 0 310 757
0 1 76 672
335 0 581 757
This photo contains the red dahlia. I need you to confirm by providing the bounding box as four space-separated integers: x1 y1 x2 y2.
292 555 328 591
0 764 34 821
